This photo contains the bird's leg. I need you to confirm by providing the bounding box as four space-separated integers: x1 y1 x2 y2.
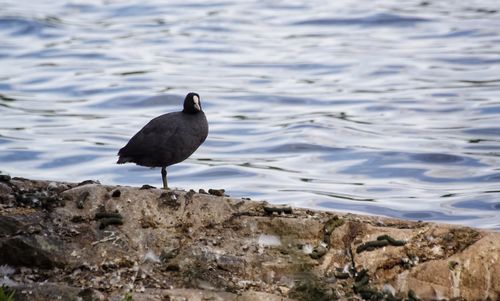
161 166 168 189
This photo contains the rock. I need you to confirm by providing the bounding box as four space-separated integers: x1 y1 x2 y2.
0 216 23 236
14 190 65 210
98 217 123 230
263 205 293 215
141 214 158 229
0 174 11 182
46 182 69 193
76 190 89 209
78 288 106 301
77 180 100 186
208 188 225 196
111 189 121 198
309 245 327 259
237 291 295 301
161 239 181 262
0 236 66 269
0 181 13 195
0 177 497 300
216 254 245 273
9 283 81 301
46 182 59 191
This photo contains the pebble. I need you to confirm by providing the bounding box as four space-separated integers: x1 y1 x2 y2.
47 182 59 191
208 188 225 196
77 180 100 186
310 245 327 259
160 239 180 262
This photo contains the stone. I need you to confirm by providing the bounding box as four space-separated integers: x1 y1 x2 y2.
0 177 497 300
0 236 66 269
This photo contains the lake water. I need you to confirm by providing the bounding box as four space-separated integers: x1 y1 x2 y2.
1 0 499 229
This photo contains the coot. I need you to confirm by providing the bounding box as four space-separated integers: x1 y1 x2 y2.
117 92 208 189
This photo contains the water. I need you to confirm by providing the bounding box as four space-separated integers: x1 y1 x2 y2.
1 0 499 229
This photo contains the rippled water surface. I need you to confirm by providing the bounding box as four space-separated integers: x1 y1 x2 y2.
1 0 500 229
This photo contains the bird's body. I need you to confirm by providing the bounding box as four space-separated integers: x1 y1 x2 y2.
117 92 208 188
117 111 208 167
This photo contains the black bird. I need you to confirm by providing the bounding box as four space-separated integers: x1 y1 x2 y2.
117 92 208 189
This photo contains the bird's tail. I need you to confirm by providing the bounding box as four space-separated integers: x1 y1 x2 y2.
117 156 131 164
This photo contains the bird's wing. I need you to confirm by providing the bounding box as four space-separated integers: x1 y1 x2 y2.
118 114 178 157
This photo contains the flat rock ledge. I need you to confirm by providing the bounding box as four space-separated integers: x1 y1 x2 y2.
0 176 498 301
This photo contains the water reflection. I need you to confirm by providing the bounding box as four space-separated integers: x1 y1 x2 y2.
291 13 431 27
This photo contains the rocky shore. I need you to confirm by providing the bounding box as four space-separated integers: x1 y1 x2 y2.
0 175 498 300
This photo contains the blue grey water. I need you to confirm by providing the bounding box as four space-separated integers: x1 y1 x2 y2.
1 0 499 229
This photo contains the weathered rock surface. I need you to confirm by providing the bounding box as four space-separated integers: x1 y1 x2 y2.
0 176 498 300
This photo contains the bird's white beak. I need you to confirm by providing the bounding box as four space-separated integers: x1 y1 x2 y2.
193 95 201 111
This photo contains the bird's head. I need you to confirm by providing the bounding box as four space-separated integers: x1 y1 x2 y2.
183 92 202 114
